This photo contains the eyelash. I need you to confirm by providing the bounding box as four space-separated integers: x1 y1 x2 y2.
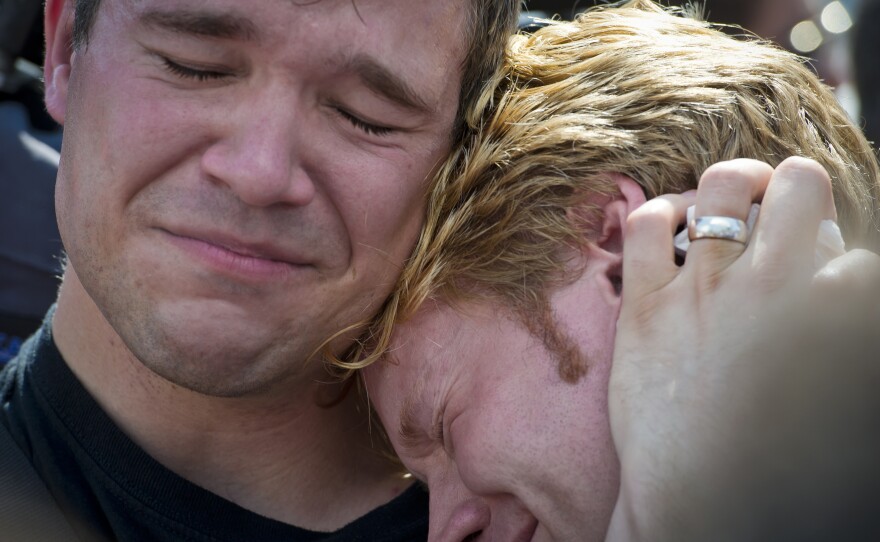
160 57 393 137
336 108 394 137
161 57 228 81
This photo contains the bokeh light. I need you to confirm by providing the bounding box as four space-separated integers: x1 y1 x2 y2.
790 19 824 52
821 1 854 34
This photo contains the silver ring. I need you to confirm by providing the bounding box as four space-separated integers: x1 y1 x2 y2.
688 216 749 244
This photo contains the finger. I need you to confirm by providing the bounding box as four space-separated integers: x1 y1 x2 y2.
623 192 695 298
688 159 774 267
809 249 880 337
751 157 836 276
813 249 880 300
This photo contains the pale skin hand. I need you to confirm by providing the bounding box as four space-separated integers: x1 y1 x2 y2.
604 157 880 541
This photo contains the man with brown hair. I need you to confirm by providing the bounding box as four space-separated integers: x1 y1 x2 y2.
0 0 520 540
362 1 880 539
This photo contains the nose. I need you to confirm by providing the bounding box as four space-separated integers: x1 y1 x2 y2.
429 471 540 542
428 469 489 542
431 496 539 542
200 86 316 208
429 477 539 542
429 494 490 542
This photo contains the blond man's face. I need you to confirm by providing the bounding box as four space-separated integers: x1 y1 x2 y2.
365 264 622 541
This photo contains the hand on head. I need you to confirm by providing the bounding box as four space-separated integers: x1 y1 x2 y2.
607 157 880 541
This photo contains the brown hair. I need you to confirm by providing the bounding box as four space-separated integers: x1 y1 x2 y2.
330 0 880 373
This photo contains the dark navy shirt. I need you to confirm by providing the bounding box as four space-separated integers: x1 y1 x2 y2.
0 315 429 541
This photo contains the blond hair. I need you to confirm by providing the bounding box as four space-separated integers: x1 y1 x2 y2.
327 0 880 373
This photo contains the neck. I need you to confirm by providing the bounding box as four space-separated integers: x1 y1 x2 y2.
52 271 406 531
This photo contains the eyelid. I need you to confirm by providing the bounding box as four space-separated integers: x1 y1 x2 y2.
158 54 232 81
334 106 395 137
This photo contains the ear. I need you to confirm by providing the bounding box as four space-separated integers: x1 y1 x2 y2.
593 173 648 256
569 173 647 297
44 0 76 125
569 173 646 254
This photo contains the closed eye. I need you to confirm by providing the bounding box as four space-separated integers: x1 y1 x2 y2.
161 57 230 81
335 107 395 137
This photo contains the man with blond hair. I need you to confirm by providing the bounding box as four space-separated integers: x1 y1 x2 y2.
0 0 520 540
361 1 880 539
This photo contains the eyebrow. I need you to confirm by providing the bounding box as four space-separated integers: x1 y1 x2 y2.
343 54 433 115
138 8 260 42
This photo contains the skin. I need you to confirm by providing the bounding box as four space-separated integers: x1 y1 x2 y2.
368 158 877 541
42 0 466 530
606 158 843 540
364 178 647 541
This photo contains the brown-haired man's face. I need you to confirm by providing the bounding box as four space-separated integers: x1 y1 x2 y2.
365 263 622 542
47 0 467 396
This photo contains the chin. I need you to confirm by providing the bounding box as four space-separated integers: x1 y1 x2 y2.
139 347 289 398
124 309 296 398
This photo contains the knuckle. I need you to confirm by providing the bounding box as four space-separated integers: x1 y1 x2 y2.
622 290 665 331
775 156 833 197
750 258 796 293
622 257 656 284
699 160 772 193
626 202 671 235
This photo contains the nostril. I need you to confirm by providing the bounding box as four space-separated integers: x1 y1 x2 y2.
462 531 482 542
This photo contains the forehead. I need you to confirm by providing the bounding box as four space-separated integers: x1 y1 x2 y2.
368 299 530 426
370 301 466 399
368 302 470 410
369 271 618 432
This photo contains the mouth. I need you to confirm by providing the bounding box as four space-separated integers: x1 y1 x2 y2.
159 228 312 282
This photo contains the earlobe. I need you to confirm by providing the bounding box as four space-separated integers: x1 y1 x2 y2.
44 0 76 124
45 63 72 124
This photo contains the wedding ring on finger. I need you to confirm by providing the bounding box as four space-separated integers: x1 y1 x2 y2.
688 216 750 245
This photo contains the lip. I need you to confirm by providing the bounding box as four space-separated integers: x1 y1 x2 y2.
159 228 312 281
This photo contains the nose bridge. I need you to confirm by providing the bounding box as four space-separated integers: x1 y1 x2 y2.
202 81 315 207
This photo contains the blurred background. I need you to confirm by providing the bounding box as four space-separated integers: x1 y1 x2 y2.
523 0 879 146
1 0 63 364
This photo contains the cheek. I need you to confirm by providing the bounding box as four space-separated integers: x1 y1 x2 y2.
451 408 538 495
64 68 187 201
314 146 432 265
536 376 618 508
